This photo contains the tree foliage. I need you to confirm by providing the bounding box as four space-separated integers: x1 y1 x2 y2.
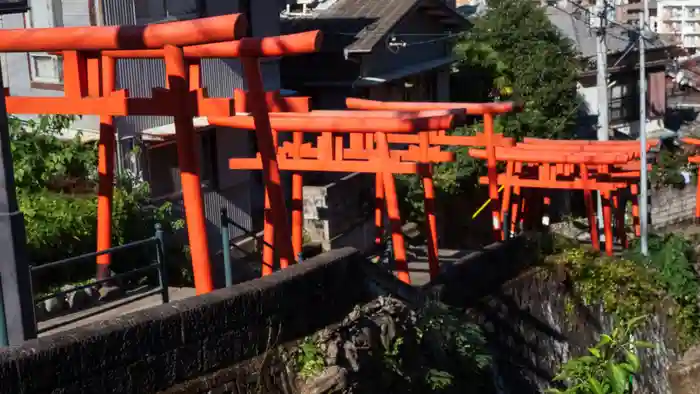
10 115 190 289
452 0 581 142
398 0 582 223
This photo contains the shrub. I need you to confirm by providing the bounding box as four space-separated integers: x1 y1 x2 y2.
20 184 182 291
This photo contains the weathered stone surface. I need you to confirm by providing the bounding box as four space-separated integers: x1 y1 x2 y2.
651 185 696 229
669 346 700 394
300 366 348 394
427 235 679 394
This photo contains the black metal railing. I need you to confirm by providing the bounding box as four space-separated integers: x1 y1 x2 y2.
29 223 169 334
221 208 279 287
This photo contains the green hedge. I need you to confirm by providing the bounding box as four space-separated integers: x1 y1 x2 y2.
19 185 183 291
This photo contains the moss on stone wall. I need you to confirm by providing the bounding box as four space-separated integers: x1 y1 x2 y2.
545 235 700 351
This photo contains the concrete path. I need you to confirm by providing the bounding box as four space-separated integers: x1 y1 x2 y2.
38 287 196 337
394 246 475 286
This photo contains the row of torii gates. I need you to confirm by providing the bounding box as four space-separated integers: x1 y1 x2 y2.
0 13 670 295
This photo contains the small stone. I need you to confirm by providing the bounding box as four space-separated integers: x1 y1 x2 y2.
66 288 93 310
299 366 348 394
98 285 124 302
43 296 66 315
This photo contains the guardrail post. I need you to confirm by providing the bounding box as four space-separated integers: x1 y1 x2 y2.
155 223 169 304
0 275 8 347
220 208 233 288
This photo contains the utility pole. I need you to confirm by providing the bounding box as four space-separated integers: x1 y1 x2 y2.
0 68 36 345
593 0 609 238
638 0 649 256
0 0 35 346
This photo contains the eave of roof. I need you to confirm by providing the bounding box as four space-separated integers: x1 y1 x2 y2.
281 0 470 56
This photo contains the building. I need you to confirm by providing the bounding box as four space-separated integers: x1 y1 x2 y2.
547 4 675 139
657 0 700 49
279 0 469 108
616 0 658 27
0 0 285 262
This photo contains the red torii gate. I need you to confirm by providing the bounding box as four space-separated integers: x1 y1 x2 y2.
209 110 458 283
0 14 322 294
344 97 521 241
469 146 641 256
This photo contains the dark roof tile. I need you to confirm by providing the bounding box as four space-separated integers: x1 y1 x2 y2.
281 0 469 53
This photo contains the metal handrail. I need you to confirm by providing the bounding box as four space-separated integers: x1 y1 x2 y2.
0 276 8 347
29 223 170 335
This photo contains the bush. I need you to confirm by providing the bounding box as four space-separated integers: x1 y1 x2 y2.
9 115 97 192
20 184 183 291
9 115 191 290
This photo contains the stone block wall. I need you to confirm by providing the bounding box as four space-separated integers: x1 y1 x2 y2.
303 173 375 253
427 236 679 394
651 185 697 229
0 248 369 394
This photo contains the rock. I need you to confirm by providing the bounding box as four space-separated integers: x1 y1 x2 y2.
343 340 359 372
98 285 124 302
299 366 348 394
43 296 67 316
65 287 95 310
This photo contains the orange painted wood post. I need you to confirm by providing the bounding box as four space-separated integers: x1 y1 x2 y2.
630 183 641 235
164 45 214 294
376 131 410 284
484 113 501 240
240 57 295 270
289 99 309 262
262 190 275 275
580 165 600 251
421 165 439 279
501 160 514 238
96 55 116 280
374 173 385 245
602 190 614 256
613 192 628 248
418 130 439 279
291 133 304 261
695 176 700 221
510 162 523 234
269 127 292 270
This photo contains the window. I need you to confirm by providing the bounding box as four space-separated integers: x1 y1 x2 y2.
134 0 202 24
26 0 63 85
609 79 639 123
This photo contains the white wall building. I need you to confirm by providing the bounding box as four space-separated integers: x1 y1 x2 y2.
657 0 700 50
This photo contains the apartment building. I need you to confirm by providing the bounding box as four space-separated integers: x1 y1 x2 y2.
657 0 700 50
616 0 658 26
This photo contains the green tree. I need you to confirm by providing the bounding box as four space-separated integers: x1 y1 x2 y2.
398 0 582 223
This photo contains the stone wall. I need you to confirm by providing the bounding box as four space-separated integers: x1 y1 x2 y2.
303 173 375 253
426 236 679 393
651 184 697 229
0 248 369 394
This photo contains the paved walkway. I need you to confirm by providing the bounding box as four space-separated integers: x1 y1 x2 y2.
394 246 474 286
38 287 196 337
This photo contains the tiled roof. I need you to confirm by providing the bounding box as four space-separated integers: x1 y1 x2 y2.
546 5 668 58
281 0 469 54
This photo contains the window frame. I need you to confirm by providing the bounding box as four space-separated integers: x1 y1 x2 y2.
608 77 639 123
134 0 204 25
25 0 64 86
